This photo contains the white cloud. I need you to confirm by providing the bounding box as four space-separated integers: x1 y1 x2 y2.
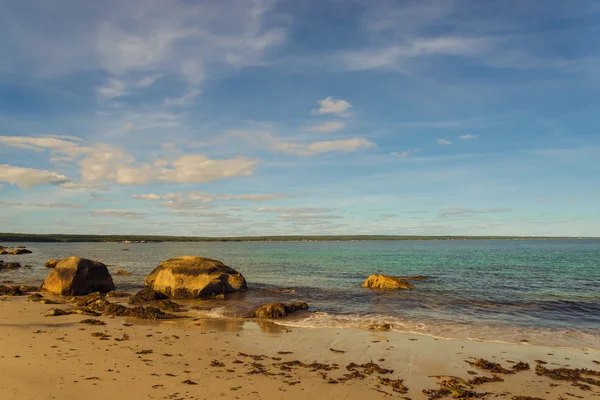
437 138 452 145
306 121 347 133
312 97 352 117
97 74 164 99
337 37 491 71
459 134 478 140
391 148 420 159
536 197 549 202
133 191 285 203
164 88 202 107
0 136 258 187
0 164 72 189
90 210 145 219
228 130 375 156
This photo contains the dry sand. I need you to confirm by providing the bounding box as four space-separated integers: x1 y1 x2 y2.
0 295 598 400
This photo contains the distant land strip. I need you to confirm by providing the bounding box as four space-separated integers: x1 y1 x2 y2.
0 233 594 243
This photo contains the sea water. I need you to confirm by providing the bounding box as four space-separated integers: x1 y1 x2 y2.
3 239 599 348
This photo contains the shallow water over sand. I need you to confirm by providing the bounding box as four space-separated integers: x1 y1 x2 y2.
2 239 599 348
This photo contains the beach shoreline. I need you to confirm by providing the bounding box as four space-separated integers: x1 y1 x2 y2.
1 295 598 400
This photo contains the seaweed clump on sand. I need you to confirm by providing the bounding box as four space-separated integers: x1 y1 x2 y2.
423 377 490 400
0 284 39 296
465 359 515 375
376 376 409 394
346 362 393 376
80 318 106 326
535 362 600 389
468 375 504 385
512 397 546 400
128 288 168 305
103 303 177 320
512 362 530 372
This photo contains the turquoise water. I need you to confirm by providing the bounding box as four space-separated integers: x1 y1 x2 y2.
2 239 599 348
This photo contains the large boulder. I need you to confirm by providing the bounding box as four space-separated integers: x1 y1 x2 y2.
362 274 415 290
144 256 247 298
249 302 309 318
41 257 115 295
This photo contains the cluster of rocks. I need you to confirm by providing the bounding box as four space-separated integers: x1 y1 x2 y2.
0 260 22 270
3 249 428 323
0 246 32 255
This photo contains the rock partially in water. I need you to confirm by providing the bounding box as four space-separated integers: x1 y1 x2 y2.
0 261 22 270
45 259 60 268
41 256 115 295
128 288 168 305
249 302 309 318
114 269 131 275
144 256 247 298
362 274 415 290
8 248 32 255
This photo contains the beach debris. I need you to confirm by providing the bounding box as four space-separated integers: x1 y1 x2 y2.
80 318 106 326
114 269 131 275
249 302 309 318
128 288 168 305
136 349 153 355
512 361 530 372
465 359 515 374
210 359 225 367
468 375 504 385
368 323 391 332
534 362 600 388
104 303 179 319
91 332 111 340
330 348 346 354
182 379 197 385
43 308 72 317
346 362 393 376
512 397 546 400
27 293 59 304
106 291 131 298
45 259 59 268
0 285 23 295
377 376 409 394
41 257 115 295
362 274 415 290
144 256 247 298
423 377 490 400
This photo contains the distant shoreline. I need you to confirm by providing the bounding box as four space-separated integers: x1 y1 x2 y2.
0 233 596 243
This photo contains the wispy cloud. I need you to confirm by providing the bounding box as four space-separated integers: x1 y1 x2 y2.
391 148 420 159
459 134 478 140
306 121 347 133
439 208 510 217
437 138 452 145
90 210 145 219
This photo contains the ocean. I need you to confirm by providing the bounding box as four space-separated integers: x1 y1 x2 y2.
3 239 599 349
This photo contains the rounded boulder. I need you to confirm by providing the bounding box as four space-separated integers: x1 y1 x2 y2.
41 256 115 295
362 274 415 290
144 256 247 298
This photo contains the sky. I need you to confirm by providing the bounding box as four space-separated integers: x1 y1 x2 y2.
0 0 599 237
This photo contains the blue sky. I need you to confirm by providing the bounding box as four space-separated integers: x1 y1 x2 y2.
0 0 599 236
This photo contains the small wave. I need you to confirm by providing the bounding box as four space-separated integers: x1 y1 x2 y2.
273 312 600 350
191 306 230 319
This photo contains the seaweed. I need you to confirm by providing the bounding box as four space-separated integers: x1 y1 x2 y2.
377 376 409 394
465 359 515 375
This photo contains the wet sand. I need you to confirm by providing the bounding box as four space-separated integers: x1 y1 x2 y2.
0 296 598 400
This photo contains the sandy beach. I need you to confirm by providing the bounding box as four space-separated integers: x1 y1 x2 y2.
1 293 598 400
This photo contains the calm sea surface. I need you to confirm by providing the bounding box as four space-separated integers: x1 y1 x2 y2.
3 240 599 348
